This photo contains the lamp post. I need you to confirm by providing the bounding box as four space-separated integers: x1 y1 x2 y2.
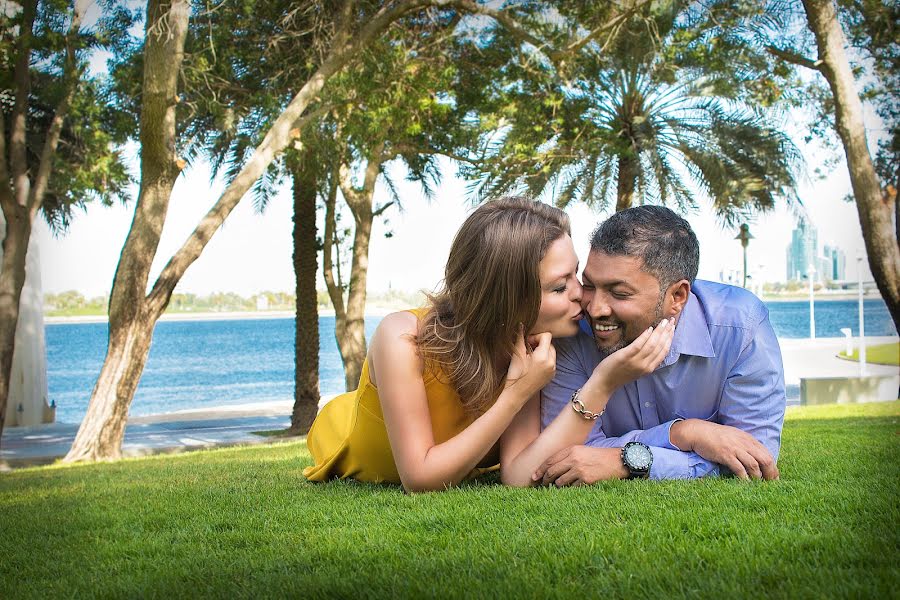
735 224 754 289
857 252 867 375
807 264 816 339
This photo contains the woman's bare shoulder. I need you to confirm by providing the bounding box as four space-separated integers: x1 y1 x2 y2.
375 310 420 339
369 311 424 385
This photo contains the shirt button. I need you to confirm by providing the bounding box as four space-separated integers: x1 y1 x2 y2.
644 402 652 408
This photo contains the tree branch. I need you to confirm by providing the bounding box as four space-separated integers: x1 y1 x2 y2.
337 161 359 207
437 0 653 63
435 0 550 54
28 1 89 218
9 0 38 209
390 142 481 166
0 110 14 214
372 200 394 217
766 45 823 72
322 173 346 320
559 1 651 56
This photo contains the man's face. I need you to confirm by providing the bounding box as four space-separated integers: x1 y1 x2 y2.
581 251 666 357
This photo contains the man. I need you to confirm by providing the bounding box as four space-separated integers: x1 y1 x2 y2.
536 205 785 483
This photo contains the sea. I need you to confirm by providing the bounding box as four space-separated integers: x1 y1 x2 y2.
46 298 896 424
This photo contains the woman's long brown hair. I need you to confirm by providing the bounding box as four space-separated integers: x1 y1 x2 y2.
416 197 571 414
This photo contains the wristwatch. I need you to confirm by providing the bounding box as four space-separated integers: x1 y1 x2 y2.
621 442 653 479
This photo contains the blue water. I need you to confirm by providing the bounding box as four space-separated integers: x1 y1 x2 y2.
45 299 895 424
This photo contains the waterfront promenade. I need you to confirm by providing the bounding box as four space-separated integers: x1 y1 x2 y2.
1 335 897 468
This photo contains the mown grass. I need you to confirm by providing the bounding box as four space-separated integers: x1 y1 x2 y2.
839 341 900 366
1 402 898 599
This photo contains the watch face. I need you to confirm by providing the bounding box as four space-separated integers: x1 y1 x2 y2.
625 444 653 470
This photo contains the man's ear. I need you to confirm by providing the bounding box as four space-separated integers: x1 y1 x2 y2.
666 280 691 317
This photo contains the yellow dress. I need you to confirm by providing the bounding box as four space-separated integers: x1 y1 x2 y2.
303 309 499 484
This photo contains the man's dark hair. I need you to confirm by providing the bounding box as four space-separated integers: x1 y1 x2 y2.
590 205 700 287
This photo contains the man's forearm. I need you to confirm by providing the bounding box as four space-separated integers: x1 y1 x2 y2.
667 418 779 480
669 419 695 451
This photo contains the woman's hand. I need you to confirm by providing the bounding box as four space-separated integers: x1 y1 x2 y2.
589 318 675 397
505 329 556 406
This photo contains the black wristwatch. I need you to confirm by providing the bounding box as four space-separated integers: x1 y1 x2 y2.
621 442 653 479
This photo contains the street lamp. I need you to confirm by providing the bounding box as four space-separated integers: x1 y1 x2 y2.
857 252 867 375
735 224 754 289
807 264 816 339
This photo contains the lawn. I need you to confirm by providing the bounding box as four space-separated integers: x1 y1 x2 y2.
839 341 900 366
1 402 898 599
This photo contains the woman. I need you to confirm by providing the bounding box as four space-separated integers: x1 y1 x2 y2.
303 197 673 491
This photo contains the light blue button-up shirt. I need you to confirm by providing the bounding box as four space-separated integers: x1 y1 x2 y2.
540 280 786 480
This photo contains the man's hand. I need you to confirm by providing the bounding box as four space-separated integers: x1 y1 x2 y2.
532 446 628 487
671 420 779 480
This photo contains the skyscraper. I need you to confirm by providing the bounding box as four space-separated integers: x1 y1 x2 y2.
786 218 819 281
824 244 847 281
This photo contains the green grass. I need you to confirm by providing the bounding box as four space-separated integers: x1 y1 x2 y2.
839 341 900 366
2 402 898 599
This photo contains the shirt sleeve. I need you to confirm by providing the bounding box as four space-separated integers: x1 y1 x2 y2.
715 308 786 462
583 420 722 479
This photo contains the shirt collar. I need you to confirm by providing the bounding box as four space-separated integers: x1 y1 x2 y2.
664 290 715 365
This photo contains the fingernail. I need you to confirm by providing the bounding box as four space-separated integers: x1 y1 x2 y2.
532 472 539 481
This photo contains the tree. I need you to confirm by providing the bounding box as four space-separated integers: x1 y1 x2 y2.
765 0 899 332
466 2 801 226
0 0 133 443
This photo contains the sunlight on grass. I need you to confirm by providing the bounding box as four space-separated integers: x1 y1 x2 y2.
838 341 900 366
1 401 897 598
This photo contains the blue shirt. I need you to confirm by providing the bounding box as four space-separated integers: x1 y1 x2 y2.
540 280 786 480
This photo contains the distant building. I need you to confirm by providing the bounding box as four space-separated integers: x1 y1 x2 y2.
786 219 819 281
785 219 843 283
824 244 846 281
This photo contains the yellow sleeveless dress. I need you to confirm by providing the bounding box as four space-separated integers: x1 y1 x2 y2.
303 309 499 484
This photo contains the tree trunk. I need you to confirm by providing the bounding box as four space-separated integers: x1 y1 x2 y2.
338 206 372 390
289 151 319 434
802 0 900 333
616 153 638 212
64 318 155 461
332 149 383 391
64 0 190 462
0 207 31 442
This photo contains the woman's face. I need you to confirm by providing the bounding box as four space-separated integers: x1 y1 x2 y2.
531 234 584 338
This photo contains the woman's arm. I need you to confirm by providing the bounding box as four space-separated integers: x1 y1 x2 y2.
499 318 675 487
372 313 554 493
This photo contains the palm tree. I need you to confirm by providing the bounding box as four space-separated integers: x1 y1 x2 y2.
472 3 802 225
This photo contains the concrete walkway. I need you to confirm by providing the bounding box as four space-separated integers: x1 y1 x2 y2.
0 404 296 469
1 336 896 469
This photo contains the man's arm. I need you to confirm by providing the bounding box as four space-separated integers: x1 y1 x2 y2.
669 315 785 479
542 332 719 480
581 424 723 480
541 313 786 482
